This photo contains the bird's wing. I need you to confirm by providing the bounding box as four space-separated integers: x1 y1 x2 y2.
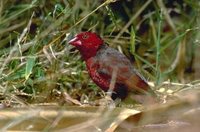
95 45 152 94
96 46 135 82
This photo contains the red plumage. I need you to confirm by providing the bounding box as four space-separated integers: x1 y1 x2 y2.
69 32 156 102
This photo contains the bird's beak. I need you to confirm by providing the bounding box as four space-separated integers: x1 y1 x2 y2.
68 37 82 46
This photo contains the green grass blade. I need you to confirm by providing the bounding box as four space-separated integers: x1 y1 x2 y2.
25 56 36 80
130 26 136 55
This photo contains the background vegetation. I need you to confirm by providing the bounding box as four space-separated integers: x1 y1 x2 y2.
0 0 200 131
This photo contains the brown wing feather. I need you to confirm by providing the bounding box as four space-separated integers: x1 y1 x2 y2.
96 45 134 82
96 44 152 94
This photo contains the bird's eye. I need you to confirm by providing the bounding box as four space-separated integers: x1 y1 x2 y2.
82 34 89 39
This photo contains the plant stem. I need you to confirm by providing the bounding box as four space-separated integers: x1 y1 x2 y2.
156 10 163 85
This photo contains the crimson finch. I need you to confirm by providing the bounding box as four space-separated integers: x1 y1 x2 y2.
69 32 157 103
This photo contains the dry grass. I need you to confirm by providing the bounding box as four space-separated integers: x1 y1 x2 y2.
0 0 200 131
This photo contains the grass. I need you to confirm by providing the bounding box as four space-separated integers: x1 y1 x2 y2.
0 0 200 131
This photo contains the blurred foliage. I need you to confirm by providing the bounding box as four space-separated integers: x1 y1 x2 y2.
0 0 200 106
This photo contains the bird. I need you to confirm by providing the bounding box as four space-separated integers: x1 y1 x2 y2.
68 32 157 103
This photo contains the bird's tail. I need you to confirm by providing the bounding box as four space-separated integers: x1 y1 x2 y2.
124 74 158 104
125 74 156 96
